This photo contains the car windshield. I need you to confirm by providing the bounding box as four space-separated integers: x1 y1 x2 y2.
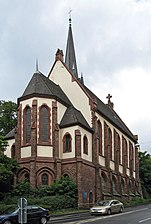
2 207 18 215
97 201 110 206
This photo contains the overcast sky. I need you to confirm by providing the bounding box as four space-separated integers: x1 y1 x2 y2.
0 0 151 153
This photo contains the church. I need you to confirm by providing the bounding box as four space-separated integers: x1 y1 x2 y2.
5 18 142 206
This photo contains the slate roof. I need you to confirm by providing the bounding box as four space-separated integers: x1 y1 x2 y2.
4 128 15 139
83 85 136 141
60 106 92 132
21 71 71 106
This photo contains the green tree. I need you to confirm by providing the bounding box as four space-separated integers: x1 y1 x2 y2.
0 100 17 136
0 136 8 154
0 154 19 194
35 176 78 199
139 151 151 198
0 135 19 195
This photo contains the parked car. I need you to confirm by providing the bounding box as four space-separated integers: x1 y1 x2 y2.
0 205 50 224
90 199 124 215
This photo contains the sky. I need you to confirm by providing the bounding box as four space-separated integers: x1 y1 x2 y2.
0 0 151 153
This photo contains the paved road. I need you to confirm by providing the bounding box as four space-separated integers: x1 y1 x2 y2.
48 203 151 224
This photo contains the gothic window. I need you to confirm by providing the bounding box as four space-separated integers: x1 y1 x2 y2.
39 105 50 143
41 173 48 185
83 135 88 155
121 178 126 193
112 175 118 193
63 133 72 153
24 173 30 182
11 144 15 159
118 135 121 164
123 138 128 167
89 191 93 204
24 106 31 144
108 128 112 160
102 172 108 193
129 142 133 161
97 121 102 155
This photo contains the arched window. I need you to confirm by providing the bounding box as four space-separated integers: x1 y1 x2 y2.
123 138 128 167
97 121 102 155
63 133 72 153
83 135 88 155
108 128 112 160
102 172 108 193
117 135 121 164
121 178 126 193
112 175 118 193
24 173 30 182
11 144 15 159
41 173 48 185
89 191 93 205
24 106 31 144
39 105 50 143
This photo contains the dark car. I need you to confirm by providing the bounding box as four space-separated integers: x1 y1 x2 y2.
0 205 50 224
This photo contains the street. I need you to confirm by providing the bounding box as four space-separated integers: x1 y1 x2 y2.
48 203 151 224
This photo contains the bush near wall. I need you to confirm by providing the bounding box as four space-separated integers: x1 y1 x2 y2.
0 176 78 213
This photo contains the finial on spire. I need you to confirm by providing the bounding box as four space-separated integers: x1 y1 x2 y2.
36 59 39 72
68 9 72 26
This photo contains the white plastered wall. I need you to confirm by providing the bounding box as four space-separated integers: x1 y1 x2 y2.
4 138 15 158
20 97 55 158
59 125 92 161
50 61 92 126
57 102 67 124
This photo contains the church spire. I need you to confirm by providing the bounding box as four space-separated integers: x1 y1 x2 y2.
65 13 78 78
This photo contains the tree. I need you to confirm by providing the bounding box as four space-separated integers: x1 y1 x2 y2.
0 132 19 195
0 136 8 154
0 100 17 136
139 151 151 198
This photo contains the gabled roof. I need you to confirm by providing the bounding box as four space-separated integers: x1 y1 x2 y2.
60 106 92 132
21 71 71 106
83 85 136 141
65 18 78 78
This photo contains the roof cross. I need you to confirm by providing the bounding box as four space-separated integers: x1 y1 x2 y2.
106 94 112 103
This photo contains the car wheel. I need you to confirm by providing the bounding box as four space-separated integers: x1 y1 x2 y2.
3 220 12 224
119 206 123 213
40 216 47 224
107 209 111 215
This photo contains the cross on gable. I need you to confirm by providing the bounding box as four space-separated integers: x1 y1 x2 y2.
106 94 112 103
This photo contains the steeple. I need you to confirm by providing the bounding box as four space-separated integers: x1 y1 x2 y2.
65 15 78 78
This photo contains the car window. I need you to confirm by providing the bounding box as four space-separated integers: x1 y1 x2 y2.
98 201 110 206
114 201 119 204
32 208 42 213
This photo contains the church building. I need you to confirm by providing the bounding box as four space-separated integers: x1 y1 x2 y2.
5 18 142 206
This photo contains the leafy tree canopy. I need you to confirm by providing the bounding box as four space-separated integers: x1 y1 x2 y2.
0 100 17 136
139 151 151 198
0 136 8 154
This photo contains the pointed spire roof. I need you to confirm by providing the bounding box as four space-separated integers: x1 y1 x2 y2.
65 17 78 78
